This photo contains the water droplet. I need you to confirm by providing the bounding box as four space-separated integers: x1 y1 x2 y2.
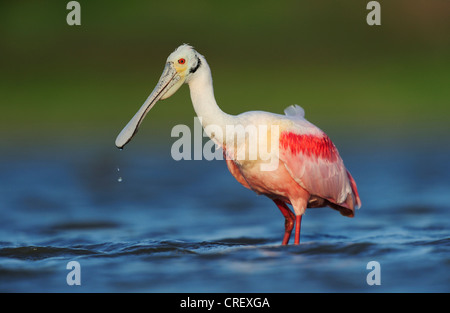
116 168 122 182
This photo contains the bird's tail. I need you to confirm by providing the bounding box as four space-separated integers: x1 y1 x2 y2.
346 170 361 210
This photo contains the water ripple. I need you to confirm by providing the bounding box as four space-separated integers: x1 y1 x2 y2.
0 246 99 261
0 237 394 261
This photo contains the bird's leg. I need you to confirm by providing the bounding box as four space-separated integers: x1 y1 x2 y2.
294 215 303 245
273 200 296 245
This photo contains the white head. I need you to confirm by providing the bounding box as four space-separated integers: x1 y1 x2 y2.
115 44 203 148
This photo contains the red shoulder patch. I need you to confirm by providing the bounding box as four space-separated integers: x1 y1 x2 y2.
280 132 339 162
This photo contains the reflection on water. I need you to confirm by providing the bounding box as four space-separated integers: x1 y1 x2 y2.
0 138 449 292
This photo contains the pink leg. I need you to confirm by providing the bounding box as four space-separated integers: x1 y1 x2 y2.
294 215 302 245
273 200 296 245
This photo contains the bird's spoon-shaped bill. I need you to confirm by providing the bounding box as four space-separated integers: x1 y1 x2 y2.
115 62 181 149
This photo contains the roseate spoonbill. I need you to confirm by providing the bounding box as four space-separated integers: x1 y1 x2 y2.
115 44 361 245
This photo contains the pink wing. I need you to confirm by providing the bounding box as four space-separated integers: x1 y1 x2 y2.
279 129 361 216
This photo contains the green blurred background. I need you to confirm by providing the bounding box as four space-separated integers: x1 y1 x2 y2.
1 0 449 146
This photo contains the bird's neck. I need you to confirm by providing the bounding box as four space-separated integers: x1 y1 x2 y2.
187 57 234 146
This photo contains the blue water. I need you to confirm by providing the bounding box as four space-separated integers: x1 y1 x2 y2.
0 136 448 292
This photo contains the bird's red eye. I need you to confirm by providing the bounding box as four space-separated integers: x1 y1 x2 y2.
178 58 186 64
